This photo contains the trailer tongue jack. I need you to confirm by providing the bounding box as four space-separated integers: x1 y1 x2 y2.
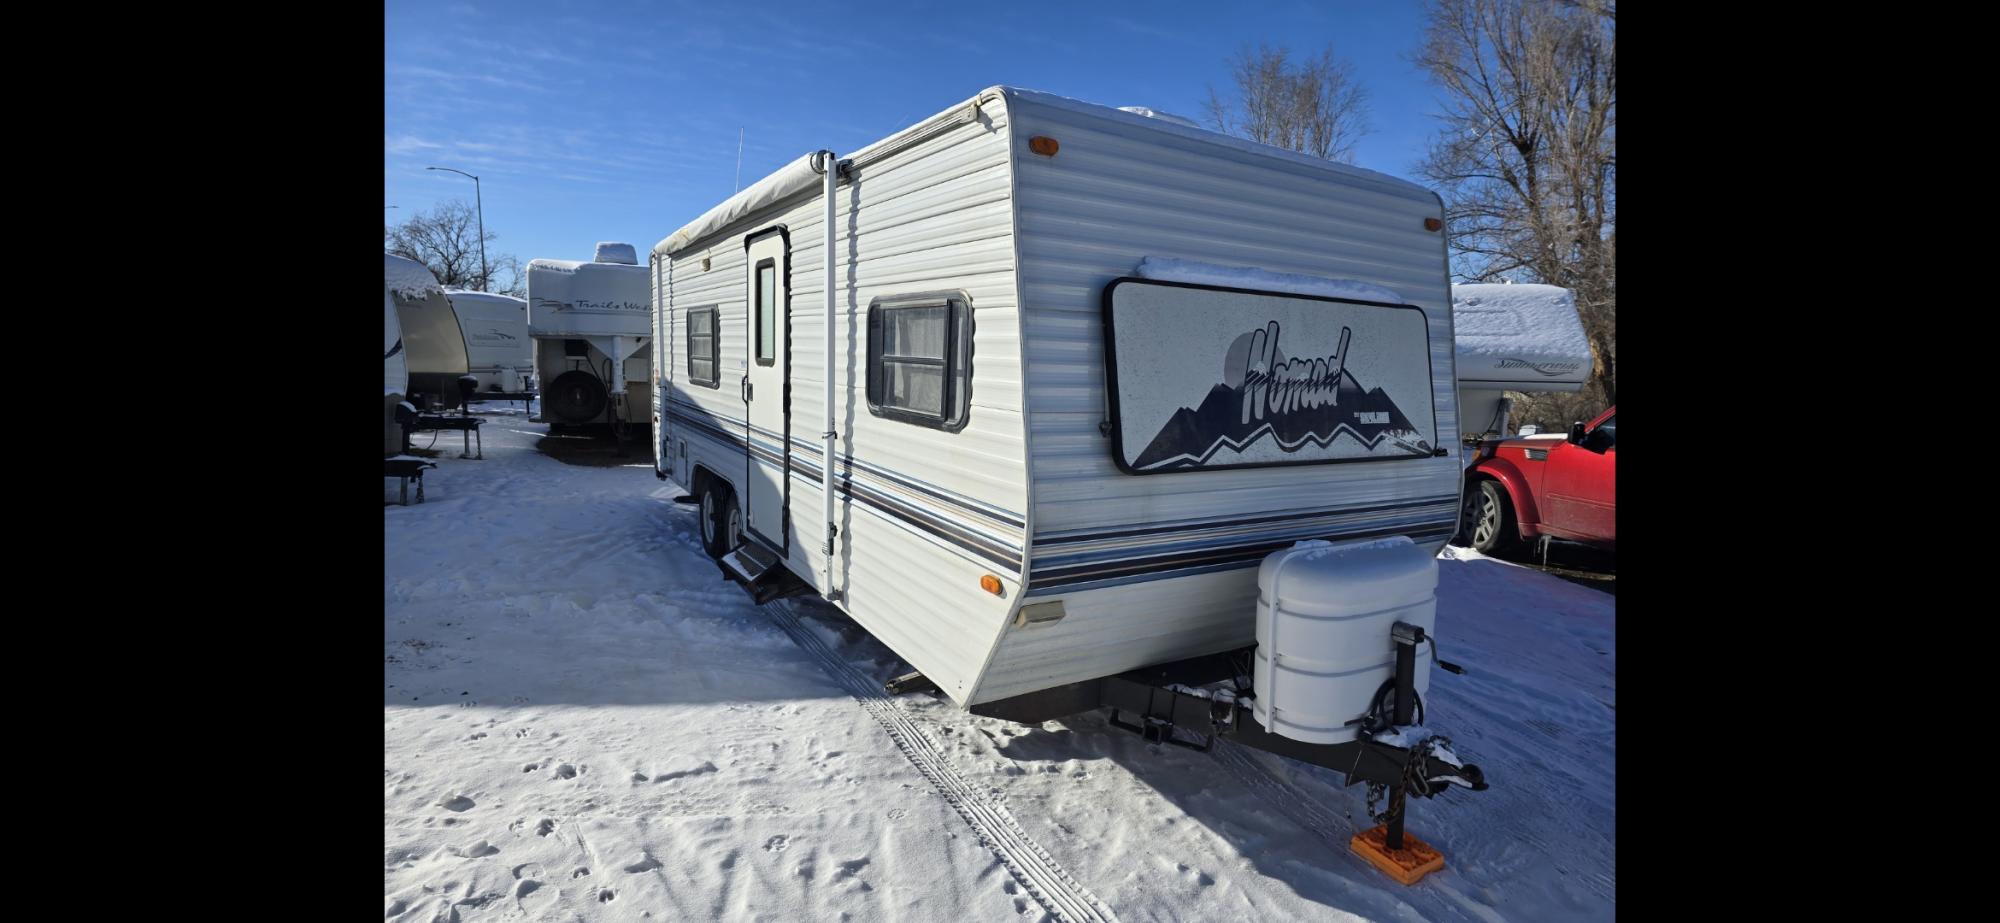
973 621 1485 886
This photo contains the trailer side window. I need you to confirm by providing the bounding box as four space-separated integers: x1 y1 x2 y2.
867 294 970 431
754 260 776 366
687 306 719 388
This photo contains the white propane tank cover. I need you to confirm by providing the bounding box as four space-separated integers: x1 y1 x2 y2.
1252 536 1439 744
593 242 638 264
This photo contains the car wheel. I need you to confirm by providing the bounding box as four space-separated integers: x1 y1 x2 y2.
1468 479 1518 556
699 482 743 560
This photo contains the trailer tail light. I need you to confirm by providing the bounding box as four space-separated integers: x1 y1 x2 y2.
980 574 1004 596
1029 136 1059 157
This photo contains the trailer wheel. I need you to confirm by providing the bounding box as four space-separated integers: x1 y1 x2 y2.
700 482 742 559
1467 479 1518 556
545 370 609 424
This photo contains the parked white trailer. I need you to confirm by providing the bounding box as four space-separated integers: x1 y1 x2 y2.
385 283 409 455
444 290 532 394
527 243 652 437
653 84 1468 715
385 253 471 408
1451 283 1592 439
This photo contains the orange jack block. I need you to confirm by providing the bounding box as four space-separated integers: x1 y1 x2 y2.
1350 825 1446 885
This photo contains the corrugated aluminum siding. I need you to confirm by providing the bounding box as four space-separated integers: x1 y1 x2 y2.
969 91 1461 704
656 96 1025 702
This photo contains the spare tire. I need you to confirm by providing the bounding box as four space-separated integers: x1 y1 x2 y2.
545 370 608 423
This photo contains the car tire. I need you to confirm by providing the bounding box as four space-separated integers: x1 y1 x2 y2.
1467 479 1519 556
699 481 743 560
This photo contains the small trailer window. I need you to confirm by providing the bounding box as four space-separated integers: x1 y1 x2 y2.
687 306 719 388
867 293 970 430
754 260 776 366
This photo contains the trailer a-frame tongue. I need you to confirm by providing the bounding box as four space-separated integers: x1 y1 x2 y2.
973 612 1486 885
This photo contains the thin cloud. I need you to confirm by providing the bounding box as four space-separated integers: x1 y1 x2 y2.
385 135 445 155
388 63 551 94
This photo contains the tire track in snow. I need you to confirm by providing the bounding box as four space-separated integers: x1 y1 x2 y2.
767 599 1117 923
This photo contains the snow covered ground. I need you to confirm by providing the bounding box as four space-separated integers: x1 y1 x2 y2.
386 418 1614 922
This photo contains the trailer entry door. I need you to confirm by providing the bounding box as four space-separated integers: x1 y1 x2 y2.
743 229 790 549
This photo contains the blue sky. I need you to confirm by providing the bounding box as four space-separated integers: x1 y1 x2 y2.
385 0 1444 268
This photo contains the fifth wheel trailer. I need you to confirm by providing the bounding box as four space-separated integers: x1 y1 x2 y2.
384 253 468 409
1451 282 1592 440
443 290 533 395
650 88 1487 868
527 243 652 439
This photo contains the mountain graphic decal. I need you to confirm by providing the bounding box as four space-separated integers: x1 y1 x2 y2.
1132 320 1429 470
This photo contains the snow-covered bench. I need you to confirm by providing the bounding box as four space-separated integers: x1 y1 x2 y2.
406 412 484 459
384 456 438 505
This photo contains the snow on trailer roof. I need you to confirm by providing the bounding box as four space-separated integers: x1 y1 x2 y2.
442 290 526 308
653 86 1432 259
527 256 649 274
1452 283 1593 388
384 253 443 300
593 242 638 264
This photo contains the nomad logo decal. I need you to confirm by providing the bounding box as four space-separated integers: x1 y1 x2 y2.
472 328 517 342
1132 320 1428 470
385 338 403 360
1497 357 1583 377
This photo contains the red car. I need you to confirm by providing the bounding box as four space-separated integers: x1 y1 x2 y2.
1458 405 1616 554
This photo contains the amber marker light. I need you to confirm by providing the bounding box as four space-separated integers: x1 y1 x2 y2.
980 575 1004 595
1029 136 1060 156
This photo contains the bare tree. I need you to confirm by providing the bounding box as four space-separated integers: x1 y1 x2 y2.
1417 0 1615 407
483 255 526 298
384 200 522 295
1205 44 1371 163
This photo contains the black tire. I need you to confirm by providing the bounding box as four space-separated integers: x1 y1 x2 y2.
1466 479 1519 556
699 481 743 560
545 370 609 424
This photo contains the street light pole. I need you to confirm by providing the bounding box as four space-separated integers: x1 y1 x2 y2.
426 166 487 292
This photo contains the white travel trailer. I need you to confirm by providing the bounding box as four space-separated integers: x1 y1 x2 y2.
385 253 470 408
650 90 1488 846
1451 283 1592 439
652 86 1467 710
444 290 532 394
385 283 409 455
527 243 652 438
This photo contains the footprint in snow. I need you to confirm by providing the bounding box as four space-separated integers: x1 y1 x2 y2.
437 795 476 812
763 835 789 852
833 857 871 882
553 764 578 780
624 855 662 874
450 840 499 858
